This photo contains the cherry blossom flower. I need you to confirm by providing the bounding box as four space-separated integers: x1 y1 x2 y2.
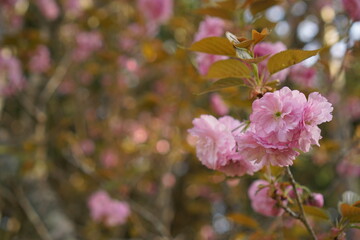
248 180 285 217
210 93 229 116
88 191 130 227
29 45 51 73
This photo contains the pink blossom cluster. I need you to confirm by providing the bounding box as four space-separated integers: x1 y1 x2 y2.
248 180 324 217
34 0 60 21
0 50 26 96
137 0 173 35
188 115 262 176
238 87 333 167
248 180 285 217
342 0 360 21
137 0 173 24
29 45 51 73
189 87 333 175
289 64 317 88
210 93 229 116
72 31 103 62
254 42 289 82
88 191 130 227
194 17 227 75
0 0 23 31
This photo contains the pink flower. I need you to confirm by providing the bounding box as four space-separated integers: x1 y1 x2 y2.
254 42 289 82
194 17 226 42
250 87 307 144
88 191 130 227
290 64 317 88
236 87 332 166
194 17 227 75
72 31 103 61
188 115 237 170
104 200 130 226
308 193 324 208
342 0 360 21
210 93 229 116
248 180 284 217
100 149 118 168
63 0 83 17
88 191 111 222
0 51 25 96
137 0 173 24
188 115 261 176
80 139 95 155
345 97 360 120
29 45 51 73
337 161 360 177
236 132 299 167
34 0 60 20
294 92 333 152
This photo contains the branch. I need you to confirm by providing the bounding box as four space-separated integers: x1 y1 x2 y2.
40 53 71 103
286 167 317 240
16 187 53 240
129 200 172 239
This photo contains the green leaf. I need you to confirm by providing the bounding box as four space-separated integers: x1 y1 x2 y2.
340 203 360 223
227 213 259 229
195 7 233 20
303 206 330 221
250 0 284 15
189 37 236 56
206 59 251 79
267 49 321 75
197 78 246 95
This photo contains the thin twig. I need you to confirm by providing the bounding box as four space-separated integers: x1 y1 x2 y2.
40 53 71 102
286 167 317 240
129 201 172 239
15 187 53 240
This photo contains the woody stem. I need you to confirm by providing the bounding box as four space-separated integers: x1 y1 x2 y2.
285 166 317 240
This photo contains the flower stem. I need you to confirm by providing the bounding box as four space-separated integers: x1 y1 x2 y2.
285 166 318 240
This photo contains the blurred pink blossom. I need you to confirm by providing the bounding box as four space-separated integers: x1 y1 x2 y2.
100 149 118 168
290 64 317 88
34 0 60 20
200 225 216 240
248 180 285 217
88 191 130 227
337 161 360 177
345 97 360 120
342 0 360 21
29 45 51 73
63 0 83 17
80 139 95 155
0 51 26 96
73 31 103 62
194 17 227 75
210 93 229 116
137 0 173 24
254 42 289 82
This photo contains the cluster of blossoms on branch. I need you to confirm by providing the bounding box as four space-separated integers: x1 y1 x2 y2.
88 191 130 227
189 87 333 176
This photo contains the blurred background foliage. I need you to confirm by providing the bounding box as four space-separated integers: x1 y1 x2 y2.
0 0 359 239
